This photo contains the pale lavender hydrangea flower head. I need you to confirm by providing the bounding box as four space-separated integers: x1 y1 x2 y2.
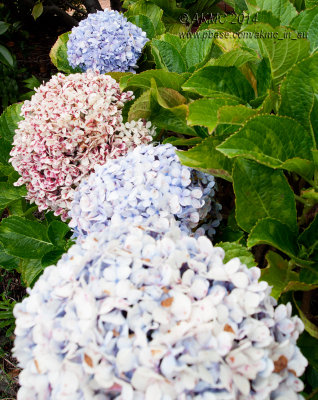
9 71 155 220
69 143 222 238
67 9 149 73
13 221 307 399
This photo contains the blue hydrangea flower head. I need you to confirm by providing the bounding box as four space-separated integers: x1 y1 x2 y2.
69 143 222 238
67 9 149 73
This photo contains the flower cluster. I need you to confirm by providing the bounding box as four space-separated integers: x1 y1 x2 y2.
9 71 155 220
67 10 149 73
69 144 221 238
13 221 307 399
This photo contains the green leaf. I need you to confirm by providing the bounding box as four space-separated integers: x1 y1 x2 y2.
0 163 14 177
0 103 23 167
199 18 242 32
217 115 314 177
211 49 259 68
0 216 53 259
298 331 318 370
150 78 187 108
128 15 156 39
128 90 154 120
105 72 133 84
299 213 318 252
128 81 187 123
248 218 299 258
119 73 135 89
193 125 209 139
23 75 41 90
47 221 70 248
243 10 280 27
306 0 317 7
299 259 318 283
215 124 244 137
246 0 297 25
0 102 22 142
0 139 13 165
301 186 318 202
20 258 44 287
233 159 297 232
307 366 318 391
177 134 234 181
32 1 43 20
0 21 10 35
310 95 318 149
121 69 190 92
261 251 316 299
291 6 318 52
151 104 197 135
149 0 186 17
0 44 14 68
217 105 258 125
0 244 19 271
49 32 82 74
186 0 222 14
151 39 187 73
125 0 165 35
188 97 240 131
157 87 187 108
233 0 248 12
163 137 202 146
164 20 187 34
123 0 138 6
290 0 305 12
7 170 20 185
279 53 318 148
180 34 213 70
215 226 245 243
0 183 27 210
262 251 297 299
294 293 318 338
243 24 310 86
7 197 27 217
216 241 256 268
281 158 315 181
256 57 272 97
41 249 66 268
159 33 186 51
182 66 255 102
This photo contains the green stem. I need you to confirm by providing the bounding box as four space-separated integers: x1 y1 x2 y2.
307 387 318 400
294 194 307 205
153 128 165 143
314 170 318 192
300 176 316 189
311 149 318 190
22 206 38 218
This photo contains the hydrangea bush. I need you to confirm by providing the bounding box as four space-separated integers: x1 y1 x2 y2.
1 0 318 396
9 71 155 220
69 144 222 238
67 10 149 73
13 221 307 399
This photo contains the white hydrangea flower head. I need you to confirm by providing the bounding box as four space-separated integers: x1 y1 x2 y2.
69 143 222 238
13 222 307 400
9 71 155 221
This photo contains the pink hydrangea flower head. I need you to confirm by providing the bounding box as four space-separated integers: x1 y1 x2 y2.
9 70 155 220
